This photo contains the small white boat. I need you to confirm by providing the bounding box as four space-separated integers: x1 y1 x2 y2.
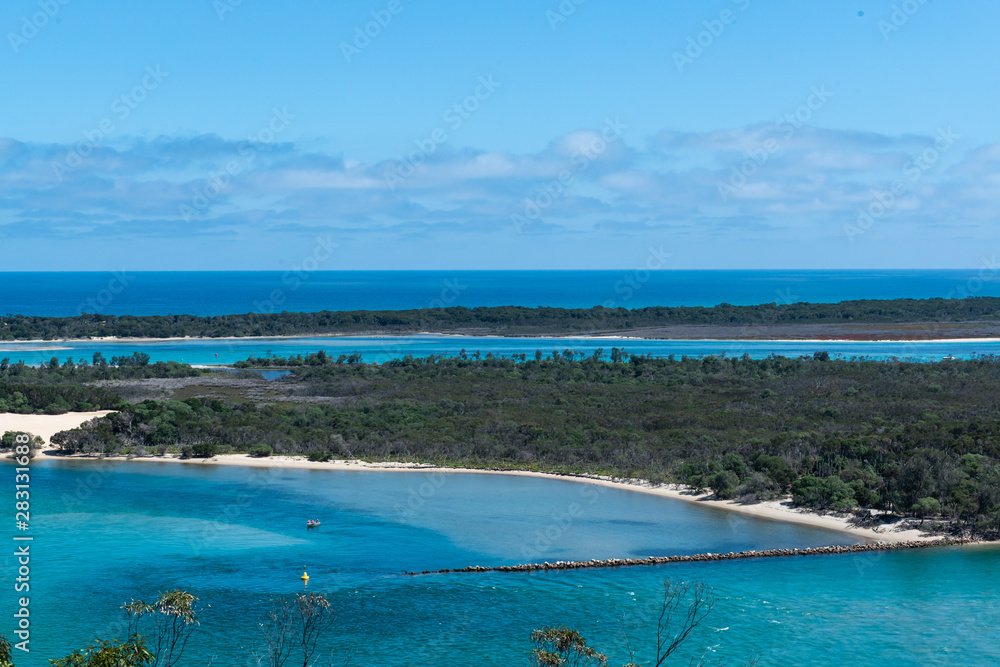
306 520 321 529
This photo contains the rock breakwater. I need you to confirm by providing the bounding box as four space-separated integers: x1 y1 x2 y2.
404 539 970 576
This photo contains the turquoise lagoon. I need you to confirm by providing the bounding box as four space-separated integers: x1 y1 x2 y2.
3 461 998 665
3 334 998 366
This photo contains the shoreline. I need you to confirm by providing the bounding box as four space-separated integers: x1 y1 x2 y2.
33 448 938 544
3 411 971 546
3 332 999 347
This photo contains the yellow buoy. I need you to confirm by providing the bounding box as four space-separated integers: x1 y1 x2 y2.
301 569 309 585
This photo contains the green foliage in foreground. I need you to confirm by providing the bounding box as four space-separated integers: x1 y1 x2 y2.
2 296 999 340
531 627 608 666
46 352 1000 537
36 583 724 667
123 590 199 667
0 635 13 667
44 590 338 667
48 637 153 667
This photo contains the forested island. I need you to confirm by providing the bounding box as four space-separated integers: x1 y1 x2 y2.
2 296 999 340
4 349 999 539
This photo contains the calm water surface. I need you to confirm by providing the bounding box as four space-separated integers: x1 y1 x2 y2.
2 461 997 665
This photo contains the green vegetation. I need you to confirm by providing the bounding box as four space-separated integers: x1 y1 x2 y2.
2 296 999 340
0 353 200 383
0 354 200 414
49 637 153 667
0 635 12 667
0 432 44 460
123 590 199 667
0 383 123 414
531 627 608 666
32 351 1000 538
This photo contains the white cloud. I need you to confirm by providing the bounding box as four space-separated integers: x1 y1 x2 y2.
1 127 995 247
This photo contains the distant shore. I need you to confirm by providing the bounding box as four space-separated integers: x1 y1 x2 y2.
2 328 999 349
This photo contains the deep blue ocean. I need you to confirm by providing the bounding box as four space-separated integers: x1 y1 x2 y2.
2 269 999 317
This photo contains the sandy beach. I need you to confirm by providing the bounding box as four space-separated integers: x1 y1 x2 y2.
0 410 114 444
9 410 937 545
103 454 936 542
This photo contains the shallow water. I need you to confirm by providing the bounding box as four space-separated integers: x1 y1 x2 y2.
2 461 997 665
2 333 996 366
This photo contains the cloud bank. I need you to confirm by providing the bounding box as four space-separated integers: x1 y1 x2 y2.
0 121 993 263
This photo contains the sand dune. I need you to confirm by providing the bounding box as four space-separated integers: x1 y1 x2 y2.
0 411 114 444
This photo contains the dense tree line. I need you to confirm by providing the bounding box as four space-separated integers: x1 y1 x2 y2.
0 354 200 413
0 353 200 384
0 383 124 414
2 296 999 340
44 351 1000 538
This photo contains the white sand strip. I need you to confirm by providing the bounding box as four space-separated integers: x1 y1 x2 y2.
0 411 114 444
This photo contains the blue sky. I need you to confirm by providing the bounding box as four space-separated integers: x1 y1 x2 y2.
1 0 998 270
